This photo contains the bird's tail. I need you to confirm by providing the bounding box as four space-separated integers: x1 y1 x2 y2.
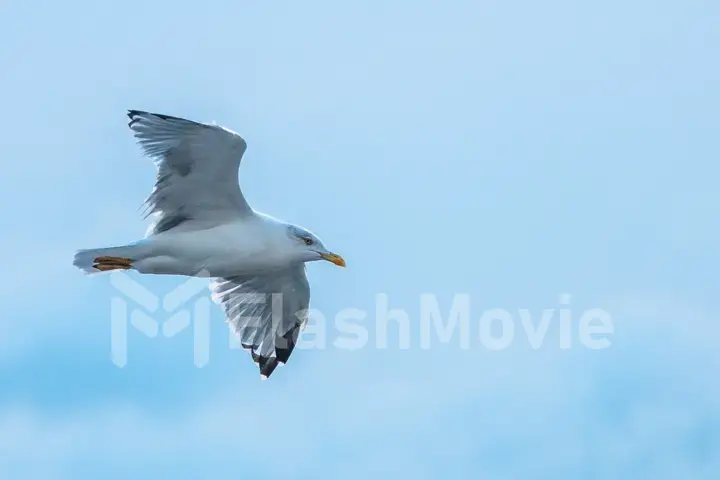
73 241 151 274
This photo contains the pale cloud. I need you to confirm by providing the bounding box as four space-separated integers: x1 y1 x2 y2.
1 294 718 478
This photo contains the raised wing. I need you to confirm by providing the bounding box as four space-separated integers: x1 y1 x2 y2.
211 265 311 378
127 110 251 236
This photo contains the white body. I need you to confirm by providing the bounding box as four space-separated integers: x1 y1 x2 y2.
134 214 297 277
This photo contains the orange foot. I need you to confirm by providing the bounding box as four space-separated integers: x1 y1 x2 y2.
93 256 134 271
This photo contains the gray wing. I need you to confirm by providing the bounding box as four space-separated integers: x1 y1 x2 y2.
210 264 310 378
127 110 251 236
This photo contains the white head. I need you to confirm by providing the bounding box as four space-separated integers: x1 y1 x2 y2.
286 225 346 267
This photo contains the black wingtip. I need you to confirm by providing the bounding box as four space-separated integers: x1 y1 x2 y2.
245 323 303 380
275 325 301 364
127 109 147 128
126 109 201 128
259 356 280 379
250 350 281 379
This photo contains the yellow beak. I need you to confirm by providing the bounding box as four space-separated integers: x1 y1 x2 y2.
320 252 346 267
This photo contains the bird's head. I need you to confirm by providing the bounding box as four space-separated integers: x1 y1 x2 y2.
287 225 345 267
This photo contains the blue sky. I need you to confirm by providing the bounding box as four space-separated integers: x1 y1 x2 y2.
1 0 719 478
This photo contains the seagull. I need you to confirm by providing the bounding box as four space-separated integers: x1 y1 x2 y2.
74 110 345 378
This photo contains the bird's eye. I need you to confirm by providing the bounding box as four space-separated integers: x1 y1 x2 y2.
303 237 313 245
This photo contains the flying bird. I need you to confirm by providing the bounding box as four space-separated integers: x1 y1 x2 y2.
74 110 345 378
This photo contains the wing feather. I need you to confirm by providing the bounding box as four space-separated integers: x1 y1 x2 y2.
126 110 251 236
211 265 311 378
